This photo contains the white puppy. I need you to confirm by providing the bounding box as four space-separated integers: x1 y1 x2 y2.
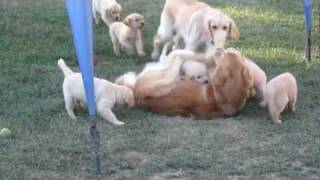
180 61 208 84
58 59 134 126
109 13 146 56
159 43 209 84
260 72 297 124
92 0 122 26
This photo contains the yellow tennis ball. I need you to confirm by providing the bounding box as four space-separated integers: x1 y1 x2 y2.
0 128 12 137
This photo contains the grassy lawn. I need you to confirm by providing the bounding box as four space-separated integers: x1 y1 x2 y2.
0 0 320 179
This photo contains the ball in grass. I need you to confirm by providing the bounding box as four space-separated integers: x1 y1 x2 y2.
0 128 12 138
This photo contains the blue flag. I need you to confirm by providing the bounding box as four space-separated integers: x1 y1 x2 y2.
65 0 96 116
304 0 312 31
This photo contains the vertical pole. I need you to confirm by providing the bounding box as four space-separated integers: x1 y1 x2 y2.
318 0 320 57
65 0 101 175
304 0 313 61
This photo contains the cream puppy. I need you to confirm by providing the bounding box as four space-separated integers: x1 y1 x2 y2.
180 61 209 84
260 72 297 124
92 0 122 26
109 13 146 56
245 58 267 103
159 43 209 84
58 59 134 126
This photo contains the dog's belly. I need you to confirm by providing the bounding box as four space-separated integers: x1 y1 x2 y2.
135 81 223 119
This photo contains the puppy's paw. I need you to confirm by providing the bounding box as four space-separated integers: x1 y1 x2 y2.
138 51 146 56
259 100 267 108
273 119 282 124
151 50 159 60
113 121 125 126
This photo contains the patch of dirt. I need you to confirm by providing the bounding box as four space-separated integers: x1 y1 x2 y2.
122 151 151 166
149 171 192 180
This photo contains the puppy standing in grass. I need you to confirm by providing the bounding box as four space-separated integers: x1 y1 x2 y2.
92 0 122 26
260 72 297 124
109 13 146 56
57 59 134 126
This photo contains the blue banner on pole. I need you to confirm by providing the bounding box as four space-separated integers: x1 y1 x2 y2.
304 0 312 31
65 0 96 116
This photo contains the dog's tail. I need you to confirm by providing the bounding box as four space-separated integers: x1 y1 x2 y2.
57 58 74 77
115 72 137 90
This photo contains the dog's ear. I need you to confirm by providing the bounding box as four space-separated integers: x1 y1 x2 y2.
207 19 214 44
214 68 230 87
118 4 122 13
241 66 255 98
124 92 135 107
106 8 112 18
179 66 186 76
227 17 240 41
123 16 131 26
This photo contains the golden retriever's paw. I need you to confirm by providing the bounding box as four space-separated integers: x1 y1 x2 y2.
138 51 146 56
273 119 282 124
113 121 125 126
259 100 267 108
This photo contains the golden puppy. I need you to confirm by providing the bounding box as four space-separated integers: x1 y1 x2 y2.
245 58 267 103
151 0 239 60
109 13 146 56
92 0 122 26
116 48 254 119
260 72 297 124
58 59 134 126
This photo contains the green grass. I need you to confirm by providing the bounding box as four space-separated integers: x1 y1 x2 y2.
0 0 320 179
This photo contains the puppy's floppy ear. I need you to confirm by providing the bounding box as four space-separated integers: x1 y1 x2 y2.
106 7 112 18
124 91 135 107
179 65 186 76
227 17 240 41
123 16 131 26
241 66 255 97
214 68 230 87
118 4 123 13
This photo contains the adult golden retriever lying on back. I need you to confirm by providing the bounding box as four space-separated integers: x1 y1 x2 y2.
116 48 255 119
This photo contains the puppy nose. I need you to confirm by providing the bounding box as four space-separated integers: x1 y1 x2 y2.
204 80 209 84
141 22 144 26
115 17 120 21
215 48 223 57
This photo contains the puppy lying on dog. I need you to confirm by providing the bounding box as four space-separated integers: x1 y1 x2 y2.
159 43 209 84
92 0 122 26
58 59 134 126
260 72 297 124
180 60 209 84
109 13 146 56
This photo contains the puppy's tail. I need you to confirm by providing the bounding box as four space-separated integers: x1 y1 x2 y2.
57 58 74 77
115 72 137 90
